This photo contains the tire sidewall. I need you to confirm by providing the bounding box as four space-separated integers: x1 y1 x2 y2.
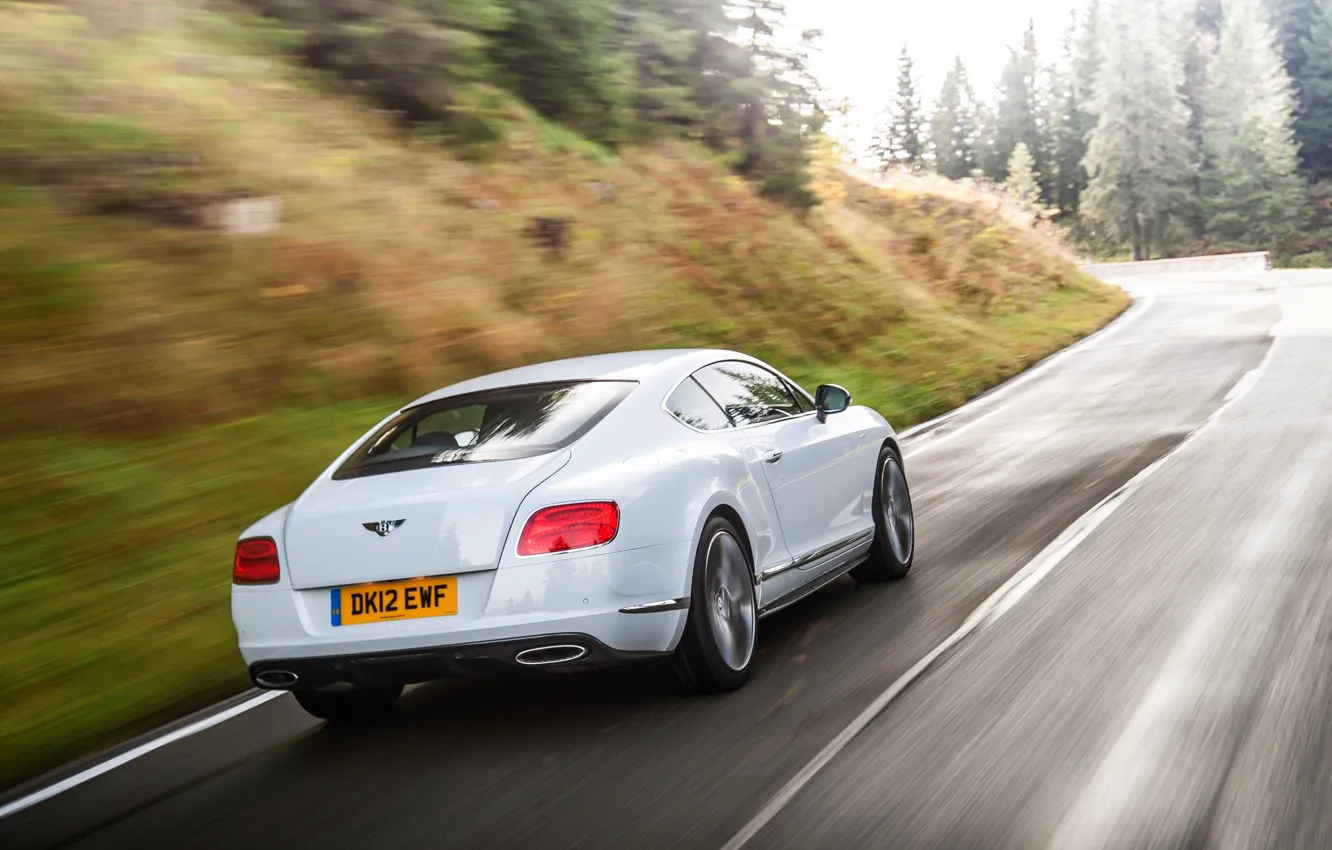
870 445 914 575
677 516 756 691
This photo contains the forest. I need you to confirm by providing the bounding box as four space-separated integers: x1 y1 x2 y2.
251 0 827 206
871 0 1332 264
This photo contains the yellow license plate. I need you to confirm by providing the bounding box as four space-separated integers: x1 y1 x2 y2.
331 576 457 626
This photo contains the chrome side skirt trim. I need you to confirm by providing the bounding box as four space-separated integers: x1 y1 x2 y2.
619 597 690 614
757 559 798 583
758 528 874 583
758 554 868 618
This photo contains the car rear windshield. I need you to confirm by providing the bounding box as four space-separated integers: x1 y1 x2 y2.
333 380 637 480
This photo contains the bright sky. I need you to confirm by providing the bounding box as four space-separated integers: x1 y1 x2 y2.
787 0 1081 144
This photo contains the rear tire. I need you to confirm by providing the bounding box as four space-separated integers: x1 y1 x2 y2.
668 517 758 694
852 445 915 582
293 684 403 721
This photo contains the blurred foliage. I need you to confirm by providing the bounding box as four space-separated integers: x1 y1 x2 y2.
0 0 1128 788
245 0 825 206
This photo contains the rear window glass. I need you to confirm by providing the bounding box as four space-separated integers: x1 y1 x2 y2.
333 381 636 479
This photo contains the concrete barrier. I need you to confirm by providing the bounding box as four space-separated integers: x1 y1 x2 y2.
1085 251 1270 280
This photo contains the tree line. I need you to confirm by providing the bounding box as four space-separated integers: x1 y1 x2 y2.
252 0 826 208
873 0 1332 263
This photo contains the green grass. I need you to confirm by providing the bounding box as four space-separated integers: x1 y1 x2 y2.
0 405 388 787
0 280 1125 790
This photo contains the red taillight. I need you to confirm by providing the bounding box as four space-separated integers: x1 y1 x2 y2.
233 537 280 584
517 502 619 557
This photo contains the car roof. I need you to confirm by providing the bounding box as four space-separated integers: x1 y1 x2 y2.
407 349 757 407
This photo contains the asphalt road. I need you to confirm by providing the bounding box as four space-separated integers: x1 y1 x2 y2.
6 270 1331 850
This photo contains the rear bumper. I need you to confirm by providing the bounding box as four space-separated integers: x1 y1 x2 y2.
249 633 664 689
232 540 693 667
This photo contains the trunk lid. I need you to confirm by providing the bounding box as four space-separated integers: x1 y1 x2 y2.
283 450 570 590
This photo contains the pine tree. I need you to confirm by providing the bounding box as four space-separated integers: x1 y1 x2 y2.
1201 0 1305 245
728 1 826 208
987 22 1044 185
973 99 999 183
1299 0 1332 180
930 57 980 179
1269 0 1315 84
1004 142 1043 213
1082 0 1196 259
490 0 631 145
614 0 707 134
1169 0 1213 239
873 45 924 172
1048 10 1090 217
1175 0 1211 150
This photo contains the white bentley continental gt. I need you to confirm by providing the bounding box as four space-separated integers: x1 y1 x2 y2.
232 350 915 719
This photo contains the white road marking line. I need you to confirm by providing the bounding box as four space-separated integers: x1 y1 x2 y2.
0 284 1160 822
1049 452 1321 850
901 291 1156 457
1223 367 1260 402
720 291 1280 850
1047 278 1311 850
0 691 284 820
1048 584 1242 847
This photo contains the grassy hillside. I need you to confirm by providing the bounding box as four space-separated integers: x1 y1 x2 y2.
0 0 1127 788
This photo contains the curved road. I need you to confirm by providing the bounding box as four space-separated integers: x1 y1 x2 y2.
5 270 1332 850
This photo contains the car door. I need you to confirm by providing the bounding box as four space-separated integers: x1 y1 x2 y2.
662 375 794 582
692 362 874 575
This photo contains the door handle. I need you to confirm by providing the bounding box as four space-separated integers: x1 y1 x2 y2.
763 450 783 464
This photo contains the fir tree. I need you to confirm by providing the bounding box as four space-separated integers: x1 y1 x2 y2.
729 1 827 208
1004 142 1043 213
873 45 924 172
1298 0 1332 180
1048 9 1094 217
987 22 1044 185
930 57 980 179
614 0 706 133
1082 0 1196 259
491 0 631 145
1201 0 1305 244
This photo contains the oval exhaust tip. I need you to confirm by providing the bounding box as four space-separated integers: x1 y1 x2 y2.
256 670 299 689
514 645 588 666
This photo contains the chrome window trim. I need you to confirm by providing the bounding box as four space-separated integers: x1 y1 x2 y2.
662 375 733 433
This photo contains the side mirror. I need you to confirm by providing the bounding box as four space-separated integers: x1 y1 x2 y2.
814 384 852 422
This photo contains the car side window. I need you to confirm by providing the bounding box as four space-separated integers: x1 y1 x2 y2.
785 379 814 413
665 377 732 431
693 361 803 426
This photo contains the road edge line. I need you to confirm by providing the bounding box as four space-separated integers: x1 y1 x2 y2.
719 297 1280 850
899 288 1152 444
0 691 284 820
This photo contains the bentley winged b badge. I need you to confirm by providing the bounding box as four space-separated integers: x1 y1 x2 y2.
363 519 406 537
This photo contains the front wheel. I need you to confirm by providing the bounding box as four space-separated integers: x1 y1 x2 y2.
668 517 758 693
852 445 915 582
293 683 403 722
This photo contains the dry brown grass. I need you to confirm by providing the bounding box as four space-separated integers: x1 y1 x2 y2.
0 0 1100 439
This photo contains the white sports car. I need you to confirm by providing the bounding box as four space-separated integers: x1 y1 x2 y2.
232 349 915 719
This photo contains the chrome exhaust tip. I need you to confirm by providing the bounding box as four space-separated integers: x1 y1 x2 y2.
514 645 589 666
255 669 300 689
